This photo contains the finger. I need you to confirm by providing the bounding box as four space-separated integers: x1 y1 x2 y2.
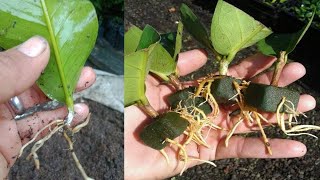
75 66 96 92
16 103 90 145
227 53 276 79
0 36 50 103
0 116 21 166
7 67 96 113
0 153 9 179
251 62 306 87
177 49 208 76
215 137 306 159
233 94 316 133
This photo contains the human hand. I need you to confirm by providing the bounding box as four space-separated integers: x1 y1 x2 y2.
124 49 316 179
0 36 96 178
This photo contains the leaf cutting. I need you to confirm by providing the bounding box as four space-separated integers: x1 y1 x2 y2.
0 0 98 122
0 0 98 179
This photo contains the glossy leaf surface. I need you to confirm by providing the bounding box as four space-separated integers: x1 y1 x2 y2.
211 0 272 55
0 0 98 104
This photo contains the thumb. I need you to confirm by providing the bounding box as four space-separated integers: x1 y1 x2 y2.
0 36 50 103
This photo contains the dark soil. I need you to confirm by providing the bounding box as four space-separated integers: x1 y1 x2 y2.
125 0 320 179
9 99 124 180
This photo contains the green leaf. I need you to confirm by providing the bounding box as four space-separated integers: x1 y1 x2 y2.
211 0 272 55
124 50 150 106
125 25 142 56
148 43 176 81
136 25 160 51
159 21 183 62
0 0 98 108
257 9 315 56
180 3 214 51
174 21 183 61
160 32 176 57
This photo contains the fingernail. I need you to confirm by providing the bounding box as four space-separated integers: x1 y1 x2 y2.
17 36 47 57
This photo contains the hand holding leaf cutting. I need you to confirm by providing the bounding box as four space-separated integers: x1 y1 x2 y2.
0 0 98 123
0 36 96 179
0 0 98 178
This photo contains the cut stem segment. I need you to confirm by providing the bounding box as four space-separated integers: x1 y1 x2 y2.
271 51 287 86
138 104 159 118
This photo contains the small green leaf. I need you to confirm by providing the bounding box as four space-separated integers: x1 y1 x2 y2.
174 21 183 61
124 50 150 106
180 3 214 51
148 43 176 81
257 10 315 56
159 21 183 62
125 25 142 56
136 25 160 50
160 32 176 57
0 0 98 107
211 0 272 55
256 34 292 56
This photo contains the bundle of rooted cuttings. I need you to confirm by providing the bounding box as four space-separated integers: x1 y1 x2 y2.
124 0 319 174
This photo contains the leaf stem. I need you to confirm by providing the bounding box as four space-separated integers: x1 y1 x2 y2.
219 60 228 75
169 74 183 90
271 51 287 86
138 104 159 118
219 51 236 75
40 0 74 112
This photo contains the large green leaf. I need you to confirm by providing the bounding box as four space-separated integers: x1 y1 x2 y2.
180 3 214 51
148 43 176 81
0 0 98 107
211 0 272 55
136 25 160 51
124 25 142 56
124 50 150 106
257 10 315 56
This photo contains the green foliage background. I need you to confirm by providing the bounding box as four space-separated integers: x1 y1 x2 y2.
262 0 320 29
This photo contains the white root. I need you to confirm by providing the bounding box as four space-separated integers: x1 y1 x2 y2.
276 97 320 138
160 149 170 165
161 77 224 175
225 118 244 147
64 131 94 180
19 114 94 180
19 119 64 157
27 124 64 169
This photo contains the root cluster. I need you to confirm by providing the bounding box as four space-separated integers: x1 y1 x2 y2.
160 76 320 174
19 114 93 180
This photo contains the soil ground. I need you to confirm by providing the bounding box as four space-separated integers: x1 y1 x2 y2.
125 0 320 179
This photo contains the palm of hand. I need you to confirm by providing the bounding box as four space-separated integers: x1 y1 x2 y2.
0 67 94 175
124 51 315 180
